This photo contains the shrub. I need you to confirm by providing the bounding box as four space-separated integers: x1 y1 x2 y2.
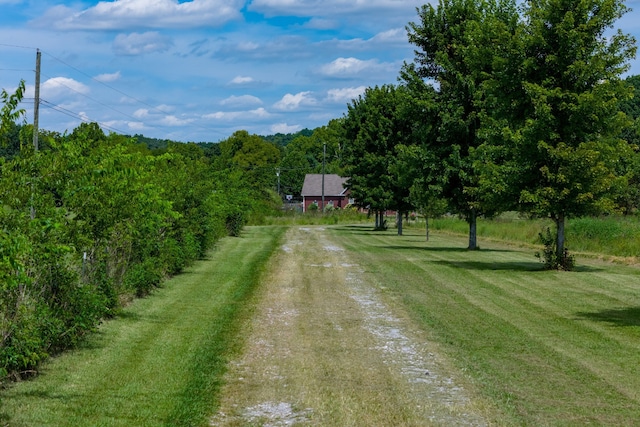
123 258 163 297
535 228 575 271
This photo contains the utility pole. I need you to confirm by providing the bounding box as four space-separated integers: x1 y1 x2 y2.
31 49 41 221
276 168 280 197
321 142 326 212
33 48 41 151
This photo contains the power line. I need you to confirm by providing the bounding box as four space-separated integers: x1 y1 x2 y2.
41 50 228 138
4 44 230 139
40 72 144 124
0 43 37 51
39 99 128 135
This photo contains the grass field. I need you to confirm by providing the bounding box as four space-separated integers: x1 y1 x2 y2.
1 222 639 425
331 225 640 425
0 226 286 427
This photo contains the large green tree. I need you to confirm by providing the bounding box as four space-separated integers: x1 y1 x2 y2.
343 84 416 232
488 0 637 268
406 0 519 249
216 130 281 194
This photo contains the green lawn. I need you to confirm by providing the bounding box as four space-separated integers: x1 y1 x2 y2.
2 223 639 426
0 226 285 427
331 225 640 425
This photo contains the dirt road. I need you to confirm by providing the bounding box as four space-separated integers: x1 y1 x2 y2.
210 226 490 426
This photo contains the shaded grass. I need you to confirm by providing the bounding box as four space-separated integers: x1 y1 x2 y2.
0 226 286 427
330 225 640 426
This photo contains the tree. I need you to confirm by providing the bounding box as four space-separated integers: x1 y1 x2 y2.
497 0 637 268
1 80 25 153
343 85 416 233
216 130 281 194
406 0 519 249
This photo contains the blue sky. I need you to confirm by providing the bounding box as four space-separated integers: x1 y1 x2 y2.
1 0 639 142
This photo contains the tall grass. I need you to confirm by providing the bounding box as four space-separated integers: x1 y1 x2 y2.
412 214 640 259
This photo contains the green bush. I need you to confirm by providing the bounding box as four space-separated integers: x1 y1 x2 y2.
535 227 575 271
123 259 163 298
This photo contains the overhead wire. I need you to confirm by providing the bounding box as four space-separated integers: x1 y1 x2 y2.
3 44 230 140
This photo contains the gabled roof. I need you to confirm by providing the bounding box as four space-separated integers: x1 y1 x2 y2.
301 174 348 197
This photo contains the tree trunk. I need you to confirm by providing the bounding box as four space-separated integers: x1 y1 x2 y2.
374 210 379 229
397 211 403 236
468 208 478 250
425 216 430 242
556 213 565 262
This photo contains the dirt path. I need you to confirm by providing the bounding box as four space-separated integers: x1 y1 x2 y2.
210 226 490 426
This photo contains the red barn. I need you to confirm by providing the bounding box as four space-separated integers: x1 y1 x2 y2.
300 174 351 212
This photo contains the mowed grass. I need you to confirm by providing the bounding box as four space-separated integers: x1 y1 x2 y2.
330 225 640 426
0 226 285 427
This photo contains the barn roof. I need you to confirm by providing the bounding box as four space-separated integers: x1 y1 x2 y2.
301 174 348 197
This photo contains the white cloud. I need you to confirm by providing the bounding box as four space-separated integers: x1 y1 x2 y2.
134 108 149 119
271 123 302 134
230 76 254 84
113 32 173 56
249 0 423 17
370 28 407 44
220 95 263 107
304 18 338 30
203 107 271 121
127 121 146 131
37 0 244 31
326 86 366 103
273 92 316 111
320 57 376 76
161 115 194 126
42 77 90 98
94 71 122 83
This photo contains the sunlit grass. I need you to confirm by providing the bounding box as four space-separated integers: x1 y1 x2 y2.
331 225 640 425
0 226 286 427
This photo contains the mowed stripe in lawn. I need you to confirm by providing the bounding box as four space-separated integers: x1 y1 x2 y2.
331 225 640 426
0 226 285 427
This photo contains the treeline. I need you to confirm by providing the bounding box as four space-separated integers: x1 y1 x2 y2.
0 113 276 380
338 0 639 270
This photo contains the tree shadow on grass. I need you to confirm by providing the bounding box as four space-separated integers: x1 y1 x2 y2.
432 259 545 272
576 307 640 327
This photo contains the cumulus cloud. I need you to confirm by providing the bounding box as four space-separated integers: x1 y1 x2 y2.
36 0 244 31
370 28 407 44
203 108 271 121
249 0 423 18
304 18 338 30
271 123 302 134
42 77 90 98
133 108 150 119
220 95 263 107
326 86 366 103
216 35 313 61
161 115 194 126
94 71 121 83
127 121 146 131
273 92 317 111
113 32 173 56
320 57 374 76
230 76 254 85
